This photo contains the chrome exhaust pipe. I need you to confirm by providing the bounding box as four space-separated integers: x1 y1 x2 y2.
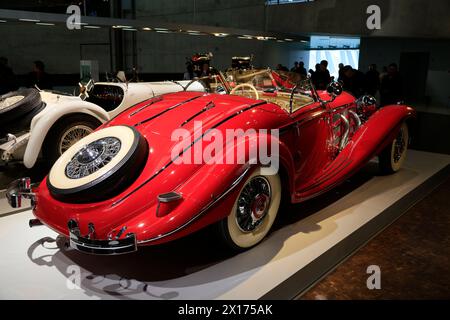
29 219 43 228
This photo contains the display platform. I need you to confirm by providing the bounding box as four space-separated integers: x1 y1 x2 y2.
0 150 449 300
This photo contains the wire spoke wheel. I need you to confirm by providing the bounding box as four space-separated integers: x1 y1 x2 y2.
59 125 95 156
65 137 122 179
218 167 281 251
236 176 272 232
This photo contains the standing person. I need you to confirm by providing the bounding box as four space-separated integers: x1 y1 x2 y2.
319 60 331 89
0 57 17 94
291 62 299 73
183 62 194 80
342 65 366 98
28 60 52 90
338 63 345 82
365 64 380 96
309 64 322 89
298 61 307 78
380 63 402 106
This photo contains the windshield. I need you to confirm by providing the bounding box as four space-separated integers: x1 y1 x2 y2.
225 69 316 112
184 69 317 113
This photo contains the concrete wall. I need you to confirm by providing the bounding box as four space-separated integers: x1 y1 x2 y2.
267 0 450 39
136 31 305 73
0 24 111 75
360 37 450 111
136 0 266 30
136 0 450 39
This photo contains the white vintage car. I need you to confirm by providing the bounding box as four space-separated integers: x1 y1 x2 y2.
0 80 204 168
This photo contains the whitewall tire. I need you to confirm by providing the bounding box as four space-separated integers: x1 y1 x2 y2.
217 167 281 251
47 125 148 203
379 122 409 174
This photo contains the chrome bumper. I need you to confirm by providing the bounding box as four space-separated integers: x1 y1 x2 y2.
68 220 137 255
6 177 35 208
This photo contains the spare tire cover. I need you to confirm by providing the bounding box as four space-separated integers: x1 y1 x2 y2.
47 125 148 203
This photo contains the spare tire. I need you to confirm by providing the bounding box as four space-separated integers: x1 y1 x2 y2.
0 89 43 126
47 125 148 204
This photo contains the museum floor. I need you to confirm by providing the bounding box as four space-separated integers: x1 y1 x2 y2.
300 176 450 300
0 150 449 299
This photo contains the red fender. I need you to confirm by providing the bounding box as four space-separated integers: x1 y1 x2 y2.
297 104 416 200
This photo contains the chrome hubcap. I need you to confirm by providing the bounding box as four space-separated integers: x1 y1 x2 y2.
236 176 271 232
59 125 94 155
65 137 121 179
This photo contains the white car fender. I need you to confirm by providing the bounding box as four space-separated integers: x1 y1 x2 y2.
23 101 110 168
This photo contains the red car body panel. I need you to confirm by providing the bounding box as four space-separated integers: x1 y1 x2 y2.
32 89 415 247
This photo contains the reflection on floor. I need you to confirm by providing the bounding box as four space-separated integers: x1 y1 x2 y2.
301 176 450 300
0 150 449 300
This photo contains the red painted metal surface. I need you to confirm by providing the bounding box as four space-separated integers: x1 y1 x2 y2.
32 89 415 247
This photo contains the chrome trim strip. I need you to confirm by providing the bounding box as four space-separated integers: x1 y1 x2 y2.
138 165 252 245
180 101 215 127
348 110 362 128
129 96 163 117
339 114 350 151
134 95 204 127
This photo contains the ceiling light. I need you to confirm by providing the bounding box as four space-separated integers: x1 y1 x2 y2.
284 38 294 42
84 25 101 29
123 28 137 31
19 18 40 22
154 27 169 31
0 20 7 23
213 33 229 37
156 30 171 33
36 22 55 26
142 27 151 31
112 25 133 29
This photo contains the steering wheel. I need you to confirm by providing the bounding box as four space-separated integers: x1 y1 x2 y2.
230 83 260 100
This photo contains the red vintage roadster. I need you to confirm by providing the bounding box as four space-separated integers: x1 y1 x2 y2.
8 72 415 255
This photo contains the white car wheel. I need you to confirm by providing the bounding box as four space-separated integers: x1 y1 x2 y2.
379 122 409 174
47 125 148 203
218 167 281 250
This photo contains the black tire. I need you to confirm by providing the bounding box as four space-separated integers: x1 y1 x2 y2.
47 126 148 204
0 89 42 126
43 114 102 166
0 101 46 136
379 122 409 174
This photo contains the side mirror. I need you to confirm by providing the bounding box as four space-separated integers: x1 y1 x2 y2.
326 81 343 98
357 95 377 118
360 95 377 106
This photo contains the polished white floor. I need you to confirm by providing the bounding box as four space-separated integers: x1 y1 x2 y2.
0 150 449 300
